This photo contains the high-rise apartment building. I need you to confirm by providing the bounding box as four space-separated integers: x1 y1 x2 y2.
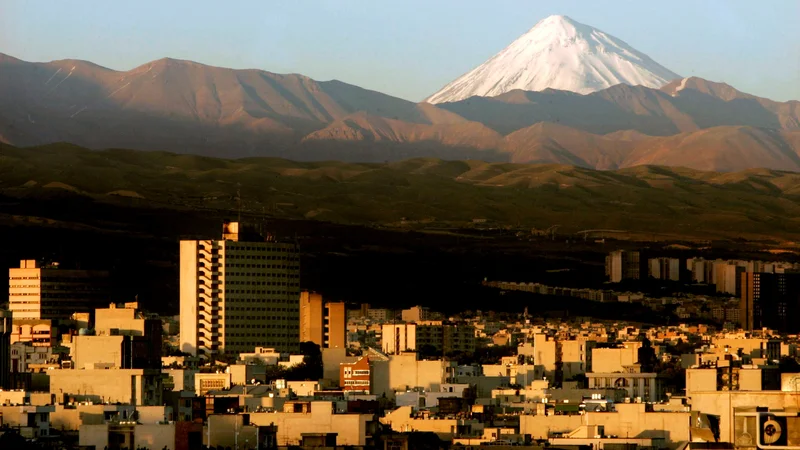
648 258 681 281
605 251 643 283
299 291 346 348
741 272 800 333
180 222 301 357
8 260 110 321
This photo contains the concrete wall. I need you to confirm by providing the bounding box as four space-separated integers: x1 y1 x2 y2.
299 291 324 346
135 423 176 450
73 335 124 369
80 423 175 450
321 347 357 385
50 369 161 405
95 307 145 336
179 240 199 355
249 401 371 446
326 302 347 349
686 368 717 397
371 354 451 398
592 347 638 373
381 406 481 440
382 324 416 354
521 403 689 449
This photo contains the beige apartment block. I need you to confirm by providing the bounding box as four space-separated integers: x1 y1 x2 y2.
249 401 373 446
72 335 126 369
521 403 689 448
195 372 231 396
591 343 641 373
179 222 301 357
381 405 483 440
382 323 417 354
371 352 457 399
587 367 662 402
10 319 53 347
49 368 162 405
401 306 431 322
80 423 175 450
299 291 346 348
51 405 172 430
95 303 147 336
0 404 54 438
8 260 109 321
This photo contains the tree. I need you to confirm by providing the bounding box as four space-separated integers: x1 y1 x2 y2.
779 356 800 373
407 431 450 450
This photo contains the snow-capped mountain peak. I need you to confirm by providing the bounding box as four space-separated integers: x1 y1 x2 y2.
426 15 680 104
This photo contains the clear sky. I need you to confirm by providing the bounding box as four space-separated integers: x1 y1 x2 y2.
2 0 798 102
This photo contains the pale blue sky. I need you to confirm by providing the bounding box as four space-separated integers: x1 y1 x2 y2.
2 0 798 101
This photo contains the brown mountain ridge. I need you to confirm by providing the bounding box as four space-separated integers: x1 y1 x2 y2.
1 53 799 172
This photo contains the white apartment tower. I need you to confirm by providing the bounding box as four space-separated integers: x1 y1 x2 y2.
180 222 301 357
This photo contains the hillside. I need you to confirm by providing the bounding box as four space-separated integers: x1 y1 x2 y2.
3 143 800 240
1 53 799 172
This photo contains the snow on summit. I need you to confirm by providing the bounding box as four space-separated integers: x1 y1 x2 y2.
426 15 680 103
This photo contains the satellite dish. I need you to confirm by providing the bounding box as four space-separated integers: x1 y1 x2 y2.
763 418 783 445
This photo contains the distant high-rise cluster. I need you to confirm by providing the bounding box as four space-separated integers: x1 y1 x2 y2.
605 250 644 282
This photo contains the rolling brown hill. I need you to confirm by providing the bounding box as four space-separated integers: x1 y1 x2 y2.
499 123 800 172
438 77 800 136
5 142 800 240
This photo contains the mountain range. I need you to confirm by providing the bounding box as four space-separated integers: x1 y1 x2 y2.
425 15 681 103
1 15 799 172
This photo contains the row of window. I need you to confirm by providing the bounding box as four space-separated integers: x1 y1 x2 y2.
223 285 299 292
227 333 296 338
225 264 296 269
223 307 296 313
9 276 40 280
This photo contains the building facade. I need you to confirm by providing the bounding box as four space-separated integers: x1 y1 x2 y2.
648 258 681 281
340 356 371 393
8 260 109 321
382 322 476 355
180 222 301 357
299 292 346 348
605 251 643 283
740 272 800 332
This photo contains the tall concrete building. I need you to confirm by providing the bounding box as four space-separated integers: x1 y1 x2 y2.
648 258 681 281
8 260 110 321
299 291 346 348
605 251 643 283
741 272 800 333
180 222 301 357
